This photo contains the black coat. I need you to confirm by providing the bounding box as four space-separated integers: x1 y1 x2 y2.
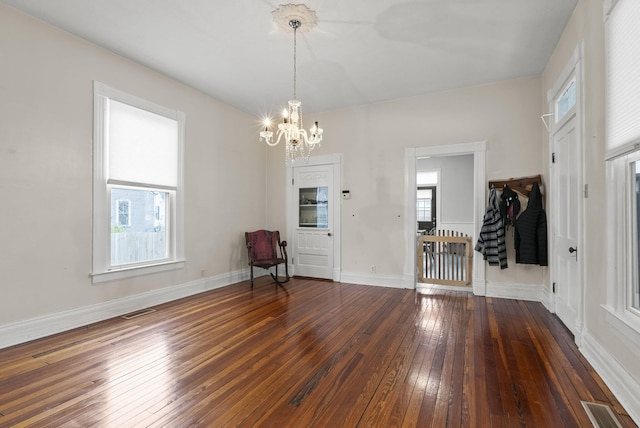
514 183 548 266
499 185 520 227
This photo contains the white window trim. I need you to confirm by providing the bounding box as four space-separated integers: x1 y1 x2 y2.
603 0 640 343
604 153 640 342
92 81 185 284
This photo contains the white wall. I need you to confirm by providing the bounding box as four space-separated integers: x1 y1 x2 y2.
0 6 265 331
267 76 546 287
542 0 640 420
1 2 636 421
417 154 474 236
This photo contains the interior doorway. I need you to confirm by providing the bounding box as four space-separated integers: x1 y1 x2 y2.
404 142 487 293
292 163 334 279
416 155 474 238
417 185 437 233
547 43 584 343
286 154 342 281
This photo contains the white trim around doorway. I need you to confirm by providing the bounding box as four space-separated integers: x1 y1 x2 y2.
405 141 487 294
286 154 343 281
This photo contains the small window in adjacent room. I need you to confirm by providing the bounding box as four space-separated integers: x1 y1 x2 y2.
115 199 131 227
92 82 185 283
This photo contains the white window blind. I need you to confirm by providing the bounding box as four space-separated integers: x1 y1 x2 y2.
606 0 640 159
417 188 432 199
108 99 179 188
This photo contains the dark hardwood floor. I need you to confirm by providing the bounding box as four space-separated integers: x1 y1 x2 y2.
0 278 635 427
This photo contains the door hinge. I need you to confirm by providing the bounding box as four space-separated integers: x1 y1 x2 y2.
584 183 588 198
292 178 294 186
552 152 556 163
552 282 556 293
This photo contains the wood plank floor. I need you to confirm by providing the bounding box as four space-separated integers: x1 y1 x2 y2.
0 278 636 427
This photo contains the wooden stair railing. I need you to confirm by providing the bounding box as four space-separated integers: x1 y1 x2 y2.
417 230 473 286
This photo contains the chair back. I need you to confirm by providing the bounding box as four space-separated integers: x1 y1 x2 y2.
245 230 281 262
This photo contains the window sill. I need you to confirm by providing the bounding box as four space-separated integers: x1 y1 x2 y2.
92 259 185 284
602 304 640 353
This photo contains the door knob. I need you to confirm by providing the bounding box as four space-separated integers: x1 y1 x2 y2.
327 232 332 237
568 247 577 254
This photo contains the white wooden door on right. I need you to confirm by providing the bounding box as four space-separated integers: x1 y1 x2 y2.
552 113 582 337
293 164 334 279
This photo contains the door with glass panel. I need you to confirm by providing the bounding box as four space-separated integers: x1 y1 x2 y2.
293 164 334 279
550 72 583 339
417 186 437 233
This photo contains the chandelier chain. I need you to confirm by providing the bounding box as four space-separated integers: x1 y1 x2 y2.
292 21 297 100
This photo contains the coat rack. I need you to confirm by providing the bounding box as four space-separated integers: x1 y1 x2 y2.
488 174 542 197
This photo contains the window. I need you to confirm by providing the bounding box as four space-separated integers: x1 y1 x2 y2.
625 157 640 312
604 0 640 336
92 82 185 283
555 78 576 124
416 188 432 222
633 161 640 310
417 171 437 186
115 199 131 227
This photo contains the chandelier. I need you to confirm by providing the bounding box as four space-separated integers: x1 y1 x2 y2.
260 4 323 162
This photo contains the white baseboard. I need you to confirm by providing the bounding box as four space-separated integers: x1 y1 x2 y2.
339 271 412 289
485 281 544 302
580 329 640 425
473 279 487 296
541 284 554 312
0 268 252 350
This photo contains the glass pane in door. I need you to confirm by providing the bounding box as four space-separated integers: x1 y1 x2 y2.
299 187 328 228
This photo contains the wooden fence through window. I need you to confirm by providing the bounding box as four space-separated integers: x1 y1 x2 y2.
417 230 473 286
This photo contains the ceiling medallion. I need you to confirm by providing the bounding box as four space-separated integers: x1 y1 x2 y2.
271 3 318 33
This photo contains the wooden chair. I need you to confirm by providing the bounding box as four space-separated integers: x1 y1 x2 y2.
245 230 290 287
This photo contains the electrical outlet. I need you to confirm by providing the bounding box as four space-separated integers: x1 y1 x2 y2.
370 265 376 273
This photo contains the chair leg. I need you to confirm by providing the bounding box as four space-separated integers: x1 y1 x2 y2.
270 263 290 285
250 265 254 288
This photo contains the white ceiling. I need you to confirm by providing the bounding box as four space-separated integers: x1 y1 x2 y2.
2 0 577 116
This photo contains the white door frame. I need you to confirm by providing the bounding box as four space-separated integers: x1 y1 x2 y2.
286 154 342 281
405 141 487 293
547 42 585 343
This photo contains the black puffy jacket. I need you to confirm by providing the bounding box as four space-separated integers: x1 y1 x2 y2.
514 183 548 266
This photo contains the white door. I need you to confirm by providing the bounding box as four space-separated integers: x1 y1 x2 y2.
549 48 584 341
552 113 582 338
292 164 334 279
